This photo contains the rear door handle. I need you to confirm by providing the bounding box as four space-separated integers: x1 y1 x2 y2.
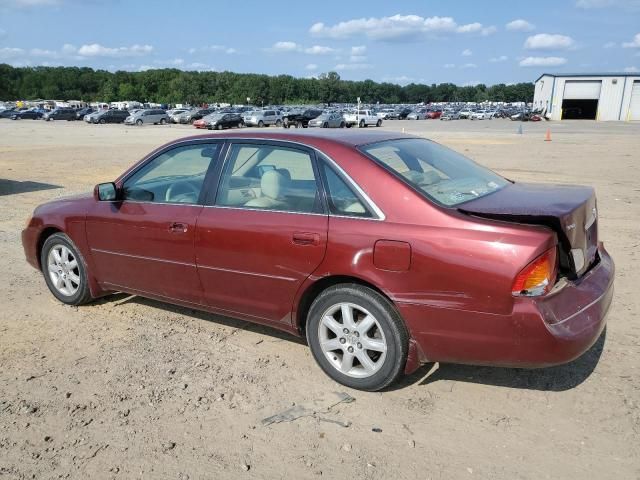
169 222 189 233
292 232 320 245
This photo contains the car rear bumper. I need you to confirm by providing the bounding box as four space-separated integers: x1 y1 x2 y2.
399 243 614 370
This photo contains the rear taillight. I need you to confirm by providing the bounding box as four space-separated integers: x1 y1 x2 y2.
512 248 557 297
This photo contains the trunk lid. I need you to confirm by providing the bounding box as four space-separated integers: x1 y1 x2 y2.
459 182 598 278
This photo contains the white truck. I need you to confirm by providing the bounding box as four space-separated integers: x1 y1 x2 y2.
344 109 382 128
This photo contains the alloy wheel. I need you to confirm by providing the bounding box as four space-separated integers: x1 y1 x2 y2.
47 244 80 296
317 302 387 378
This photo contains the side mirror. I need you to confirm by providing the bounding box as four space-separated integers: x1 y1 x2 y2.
95 182 118 201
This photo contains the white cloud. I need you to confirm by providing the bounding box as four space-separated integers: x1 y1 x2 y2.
462 48 472 56
490 55 508 62
0 0 60 7
29 48 59 58
506 19 535 31
305 63 318 70
481 25 497 36
309 14 488 41
350 45 366 55
460 63 477 69
519 56 567 67
334 62 372 71
190 45 236 54
624 66 639 72
186 62 215 71
444 63 455 68
304 45 336 55
622 33 640 47
382 75 415 85
76 43 153 57
456 22 482 33
524 33 575 50
0 46 24 58
269 41 300 52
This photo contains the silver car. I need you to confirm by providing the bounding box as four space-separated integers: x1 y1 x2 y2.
308 112 346 128
125 109 169 126
244 109 283 127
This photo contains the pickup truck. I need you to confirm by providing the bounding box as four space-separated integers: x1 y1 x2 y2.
282 108 323 128
344 110 382 128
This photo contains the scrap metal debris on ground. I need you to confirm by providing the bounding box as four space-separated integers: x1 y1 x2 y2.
261 391 355 427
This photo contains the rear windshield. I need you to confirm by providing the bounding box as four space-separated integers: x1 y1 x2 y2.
359 138 508 207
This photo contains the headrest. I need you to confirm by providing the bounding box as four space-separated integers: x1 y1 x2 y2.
261 170 289 200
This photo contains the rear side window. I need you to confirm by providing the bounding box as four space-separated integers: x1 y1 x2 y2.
319 160 372 218
216 144 322 214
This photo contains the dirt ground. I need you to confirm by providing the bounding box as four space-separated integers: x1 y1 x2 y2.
0 118 638 480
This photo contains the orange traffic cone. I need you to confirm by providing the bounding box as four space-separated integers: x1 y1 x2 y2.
544 128 552 142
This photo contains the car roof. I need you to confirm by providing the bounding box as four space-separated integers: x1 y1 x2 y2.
164 129 415 149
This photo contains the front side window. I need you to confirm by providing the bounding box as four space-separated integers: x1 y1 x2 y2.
359 138 508 207
123 143 220 204
216 144 322 214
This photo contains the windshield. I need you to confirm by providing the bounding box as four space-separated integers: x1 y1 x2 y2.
359 138 508 207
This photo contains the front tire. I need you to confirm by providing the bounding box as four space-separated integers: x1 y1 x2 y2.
306 284 408 391
41 233 93 306
376 119 382 127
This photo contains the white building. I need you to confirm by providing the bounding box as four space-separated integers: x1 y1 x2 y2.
534 73 640 121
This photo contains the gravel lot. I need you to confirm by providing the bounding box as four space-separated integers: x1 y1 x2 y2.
1 118 639 479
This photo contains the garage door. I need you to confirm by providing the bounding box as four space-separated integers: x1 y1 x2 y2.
563 81 602 100
630 81 640 121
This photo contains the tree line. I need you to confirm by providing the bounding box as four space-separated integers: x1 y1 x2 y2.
0 64 534 105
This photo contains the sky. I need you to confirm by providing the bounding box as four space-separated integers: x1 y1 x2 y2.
0 0 639 85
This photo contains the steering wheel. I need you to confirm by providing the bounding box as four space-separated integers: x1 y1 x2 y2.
165 180 200 203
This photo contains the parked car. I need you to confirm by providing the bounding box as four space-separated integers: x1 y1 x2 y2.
75 107 95 120
406 111 427 120
244 110 283 127
344 110 382 128
10 109 44 120
0 109 17 119
124 109 170 126
426 110 443 119
470 110 492 120
440 111 461 121
194 113 244 130
84 110 104 123
44 108 77 121
308 112 346 128
397 108 413 120
179 109 215 125
22 131 614 391
282 108 323 128
90 109 129 124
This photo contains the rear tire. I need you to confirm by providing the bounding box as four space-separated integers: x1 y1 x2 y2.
340 122 345 128
306 284 408 391
99 118 105 124
276 119 282 127
136 119 143 126
160 118 167 125
258 120 264 128
359 119 365 128
41 233 93 306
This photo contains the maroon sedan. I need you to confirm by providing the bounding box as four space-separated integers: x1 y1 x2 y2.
22 131 614 391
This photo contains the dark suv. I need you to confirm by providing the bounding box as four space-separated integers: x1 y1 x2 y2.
44 108 77 121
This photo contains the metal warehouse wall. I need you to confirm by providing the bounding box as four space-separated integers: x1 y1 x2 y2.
534 75 640 121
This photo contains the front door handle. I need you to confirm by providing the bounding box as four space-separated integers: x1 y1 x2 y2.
292 232 320 245
169 222 188 233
